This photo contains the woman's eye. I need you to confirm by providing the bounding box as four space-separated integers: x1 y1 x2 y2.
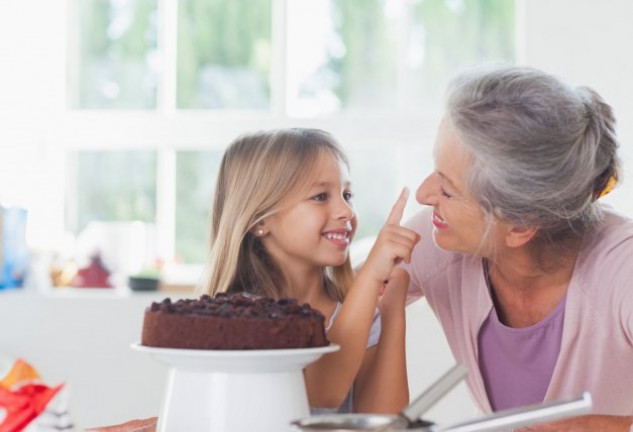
440 188 453 198
312 193 328 202
343 191 354 202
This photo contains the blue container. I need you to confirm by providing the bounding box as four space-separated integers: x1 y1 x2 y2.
0 206 28 289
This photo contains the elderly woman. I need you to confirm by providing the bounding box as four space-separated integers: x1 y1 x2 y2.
404 66 633 431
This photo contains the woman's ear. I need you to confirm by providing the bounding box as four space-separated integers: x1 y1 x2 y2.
505 225 538 248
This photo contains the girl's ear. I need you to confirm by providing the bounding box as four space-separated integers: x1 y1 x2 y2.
251 220 268 238
505 225 538 248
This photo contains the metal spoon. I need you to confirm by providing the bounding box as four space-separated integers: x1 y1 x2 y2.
372 363 468 431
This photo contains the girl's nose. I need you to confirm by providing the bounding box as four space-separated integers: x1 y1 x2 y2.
416 174 439 206
334 197 355 220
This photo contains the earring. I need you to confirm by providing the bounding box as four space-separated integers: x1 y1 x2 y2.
257 229 264 236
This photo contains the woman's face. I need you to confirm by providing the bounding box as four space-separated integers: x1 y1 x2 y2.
415 119 495 254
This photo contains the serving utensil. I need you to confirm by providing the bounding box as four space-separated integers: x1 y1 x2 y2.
439 392 592 432
290 392 592 432
371 363 468 431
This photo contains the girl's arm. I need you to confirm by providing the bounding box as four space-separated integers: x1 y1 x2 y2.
353 268 410 413
305 189 419 408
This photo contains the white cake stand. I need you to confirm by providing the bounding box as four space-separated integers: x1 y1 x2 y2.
131 343 339 432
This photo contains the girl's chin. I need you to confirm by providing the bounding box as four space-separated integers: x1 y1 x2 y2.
328 253 349 267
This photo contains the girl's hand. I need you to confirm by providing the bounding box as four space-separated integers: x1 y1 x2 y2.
361 188 420 285
379 267 409 319
518 414 633 432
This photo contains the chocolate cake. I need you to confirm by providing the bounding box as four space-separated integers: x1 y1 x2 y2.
141 293 329 350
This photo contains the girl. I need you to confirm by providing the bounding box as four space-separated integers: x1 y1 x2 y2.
199 128 419 413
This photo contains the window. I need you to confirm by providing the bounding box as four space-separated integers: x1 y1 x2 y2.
66 0 515 271
177 0 272 109
69 0 159 109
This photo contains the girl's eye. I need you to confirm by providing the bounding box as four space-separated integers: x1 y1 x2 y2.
343 191 354 202
312 193 328 202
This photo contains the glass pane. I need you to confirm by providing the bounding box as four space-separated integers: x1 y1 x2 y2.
287 0 514 115
175 150 223 263
286 0 399 115
177 0 272 109
406 0 515 109
348 145 400 239
71 0 158 109
71 151 157 233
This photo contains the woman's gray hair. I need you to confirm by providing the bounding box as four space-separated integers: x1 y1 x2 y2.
446 65 620 247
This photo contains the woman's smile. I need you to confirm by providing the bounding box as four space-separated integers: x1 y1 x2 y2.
432 211 449 230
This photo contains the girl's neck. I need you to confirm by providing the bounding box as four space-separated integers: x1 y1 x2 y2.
283 266 338 326
283 266 329 305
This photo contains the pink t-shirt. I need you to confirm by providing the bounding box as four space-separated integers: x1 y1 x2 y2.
402 206 633 429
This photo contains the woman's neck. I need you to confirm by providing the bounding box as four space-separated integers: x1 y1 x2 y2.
486 245 579 327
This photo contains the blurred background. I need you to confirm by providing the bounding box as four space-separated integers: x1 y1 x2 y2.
1 0 631 291
0 0 632 428
2 0 518 290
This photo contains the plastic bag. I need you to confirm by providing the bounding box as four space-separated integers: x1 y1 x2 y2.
0 358 73 431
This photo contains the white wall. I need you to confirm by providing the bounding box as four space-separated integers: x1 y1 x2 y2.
0 291 169 429
0 2 67 251
519 0 633 216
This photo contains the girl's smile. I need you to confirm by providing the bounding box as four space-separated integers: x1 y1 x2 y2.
322 229 352 248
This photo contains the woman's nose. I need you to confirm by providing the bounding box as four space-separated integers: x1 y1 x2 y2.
416 174 438 206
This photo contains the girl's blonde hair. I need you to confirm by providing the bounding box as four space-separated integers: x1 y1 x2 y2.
199 128 354 301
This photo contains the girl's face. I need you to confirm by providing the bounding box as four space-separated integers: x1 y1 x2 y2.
415 119 496 255
262 153 357 272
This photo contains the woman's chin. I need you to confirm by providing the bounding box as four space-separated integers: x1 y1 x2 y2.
432 231 455 252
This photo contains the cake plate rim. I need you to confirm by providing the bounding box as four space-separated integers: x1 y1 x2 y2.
131 342 339 356
131 342 340 372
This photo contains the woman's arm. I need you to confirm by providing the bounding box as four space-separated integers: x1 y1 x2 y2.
353 268 410 413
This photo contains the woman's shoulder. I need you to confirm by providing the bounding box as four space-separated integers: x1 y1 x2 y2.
586 207 633 254
574 208 633 328
576 207 633 287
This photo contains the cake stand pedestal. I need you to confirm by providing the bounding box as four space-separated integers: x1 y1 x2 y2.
131 343 339 432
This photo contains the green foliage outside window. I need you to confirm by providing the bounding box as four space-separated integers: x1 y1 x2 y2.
74 151 157 233
177 0 272 109
175 151 222 263
75 0 157 109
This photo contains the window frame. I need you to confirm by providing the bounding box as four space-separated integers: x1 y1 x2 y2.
62 0 517 265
